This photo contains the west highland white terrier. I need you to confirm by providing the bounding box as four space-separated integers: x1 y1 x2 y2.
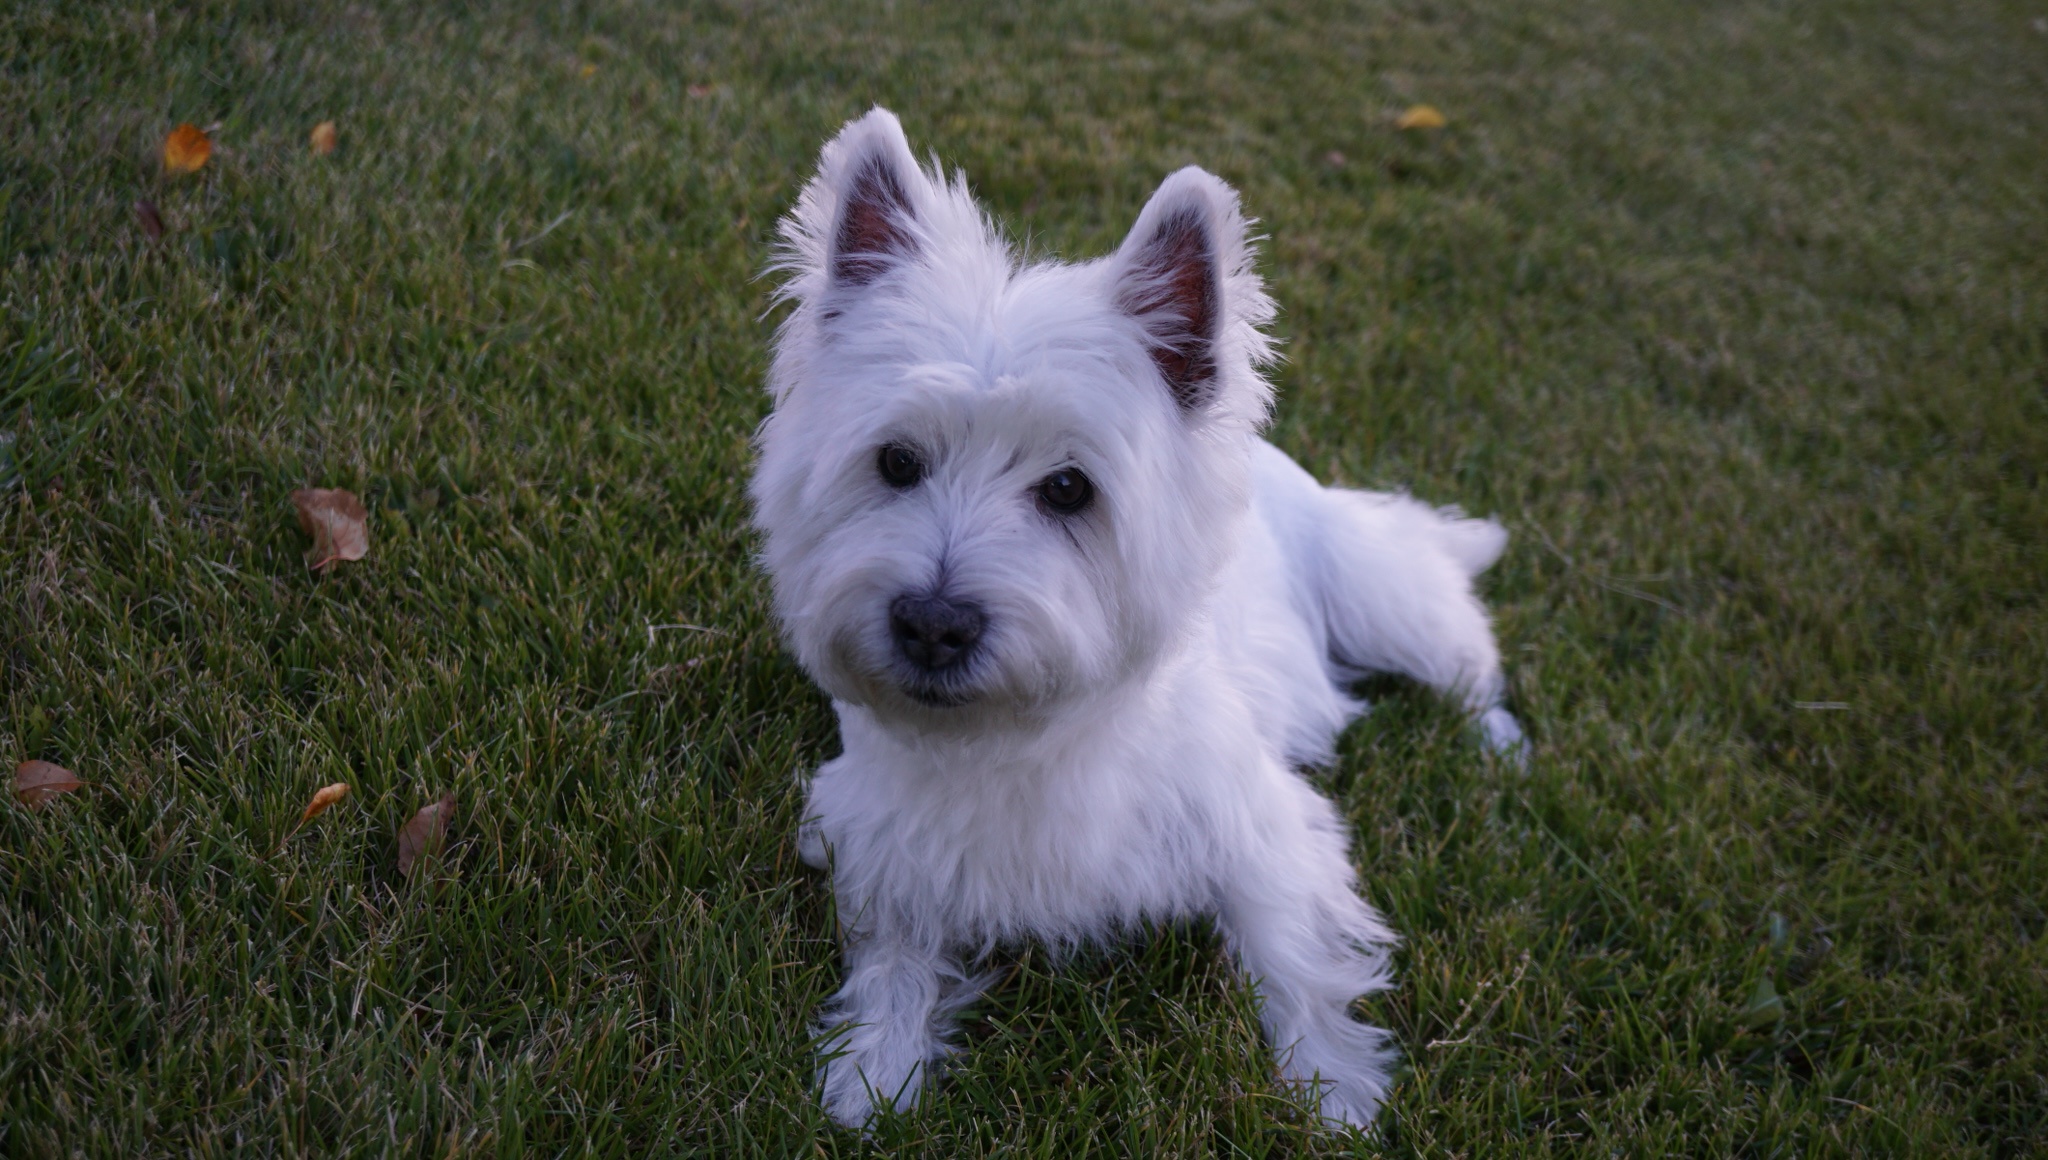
751 108 1526 1130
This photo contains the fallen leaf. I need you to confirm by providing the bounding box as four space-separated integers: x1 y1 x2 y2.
309 120 339 155
291 488 370 572
134 199 165 240
15 760 83 808
1738 977 1784 1028
163 123 212 174
580 62 598 78
1395 104 1448 131
686 83 716 98
299 782 350 823
1767 912 1791 954
397 793 456 877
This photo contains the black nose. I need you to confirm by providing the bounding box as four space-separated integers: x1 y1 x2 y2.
889 593 986 672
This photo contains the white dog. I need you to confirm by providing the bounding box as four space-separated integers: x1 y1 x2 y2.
751 108 1526 1130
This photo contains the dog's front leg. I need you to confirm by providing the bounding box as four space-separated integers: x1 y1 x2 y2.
1217 800 1401 1129
816 925 970 1127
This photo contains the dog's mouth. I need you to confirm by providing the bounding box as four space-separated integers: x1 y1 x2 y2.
829 624 993 711
898 676 976 709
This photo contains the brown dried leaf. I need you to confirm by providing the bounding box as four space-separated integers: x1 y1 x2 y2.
309 120 338 155
134 199 165 240
15 760 83 808
291 488 369 572
1395 104 1448 131
299 782 350 823
397 793 456 877
164 123 212 174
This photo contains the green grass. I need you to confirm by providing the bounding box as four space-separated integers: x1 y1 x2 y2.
2 0 2043 1154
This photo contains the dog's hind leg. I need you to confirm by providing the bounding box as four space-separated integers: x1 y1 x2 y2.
815 930 979 1127
1295 477 1526 758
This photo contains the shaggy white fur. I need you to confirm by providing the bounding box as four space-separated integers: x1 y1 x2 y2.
751 107 1526 1130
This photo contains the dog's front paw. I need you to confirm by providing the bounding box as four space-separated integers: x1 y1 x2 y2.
817 1039 926 1128
1273 1014 1398 1131
797 816 829 870
1478 706 1528 766
813 937 981 1127
818 1052 886 1128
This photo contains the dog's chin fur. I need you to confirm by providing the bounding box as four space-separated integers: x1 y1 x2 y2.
901 684 971 709
753 107 1528 1132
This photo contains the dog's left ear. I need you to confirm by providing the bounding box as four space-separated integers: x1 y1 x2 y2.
1112 167 1249 414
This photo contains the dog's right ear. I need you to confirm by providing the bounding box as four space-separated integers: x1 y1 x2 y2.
772 109 933 313
814 109 927 290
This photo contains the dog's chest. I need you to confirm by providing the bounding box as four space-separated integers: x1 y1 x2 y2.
815 743 1225 941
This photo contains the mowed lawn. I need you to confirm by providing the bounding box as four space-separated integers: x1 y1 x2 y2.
3 0 2043 1154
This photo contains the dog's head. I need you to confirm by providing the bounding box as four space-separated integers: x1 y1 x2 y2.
752 108 1277 727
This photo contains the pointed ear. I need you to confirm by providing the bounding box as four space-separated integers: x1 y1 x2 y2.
1112 168 1243 413
817 108 927 288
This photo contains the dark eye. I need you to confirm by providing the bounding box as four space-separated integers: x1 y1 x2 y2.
1036 467 1095 515
877 444 924 488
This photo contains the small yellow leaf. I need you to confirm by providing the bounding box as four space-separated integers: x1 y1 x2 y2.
580 62 598 78
309 120 339 156
291 488 370 573
164 123 213 174
1395 104 1448 131
397 793 456 877
299 782 350 823
15 760 83 808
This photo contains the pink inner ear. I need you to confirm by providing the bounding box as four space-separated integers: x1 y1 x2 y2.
833 160 915 286
1118 209 1219 411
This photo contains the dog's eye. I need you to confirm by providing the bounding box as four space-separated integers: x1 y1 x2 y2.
877 444 925 488
1036 467 1094 515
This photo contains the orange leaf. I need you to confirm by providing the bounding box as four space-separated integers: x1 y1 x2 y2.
397 794 456 877
15 760 83 808
299 782 351 823
163 123 212 174
1395 104 1448 131
291 488 370 572
309 120 339 156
